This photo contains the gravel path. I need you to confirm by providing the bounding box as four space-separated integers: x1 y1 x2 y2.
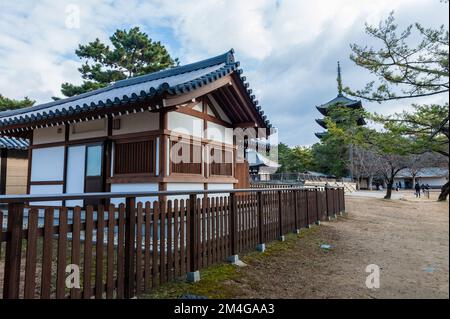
233 194 449 299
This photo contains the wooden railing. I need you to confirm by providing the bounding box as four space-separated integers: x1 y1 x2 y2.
0 187 345 299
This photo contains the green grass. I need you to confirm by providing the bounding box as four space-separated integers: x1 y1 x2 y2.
140 225 321 299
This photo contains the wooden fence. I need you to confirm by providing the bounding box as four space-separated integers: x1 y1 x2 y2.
0 187 345 299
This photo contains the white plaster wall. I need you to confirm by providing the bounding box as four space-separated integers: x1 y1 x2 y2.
417 177 448 187
65 145 86 207
206 183 233 197
30 184 63 206
110 183 159 205
206 122 233 145
31 146 65 181
112 112 159 135
33 126 65 144
168 112 203 138
69 118 107 140
166 182 204 200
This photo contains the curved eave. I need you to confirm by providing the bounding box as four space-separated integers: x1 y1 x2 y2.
315 118 327 129
357 117 366 126
315 132 327 139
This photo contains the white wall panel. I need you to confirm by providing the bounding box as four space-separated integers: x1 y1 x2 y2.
166 183 204 200
112 112 159 135
30 184 63 206
206 183 233 197
65 145 86 207
110 183 159 205
206 122 233 144
168 112 203 138
31 146 65 181
69 118 107 140
33 126 65 144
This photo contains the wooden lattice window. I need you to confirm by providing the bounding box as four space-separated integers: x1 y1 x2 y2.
114 139 155 175
210 148 233 176
170 141 202 175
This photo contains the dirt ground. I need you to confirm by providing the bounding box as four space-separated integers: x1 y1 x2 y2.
232 193 449 299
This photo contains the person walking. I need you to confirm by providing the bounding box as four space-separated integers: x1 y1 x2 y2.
415 182 421 198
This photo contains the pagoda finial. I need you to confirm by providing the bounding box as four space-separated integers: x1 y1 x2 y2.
337 61 343 96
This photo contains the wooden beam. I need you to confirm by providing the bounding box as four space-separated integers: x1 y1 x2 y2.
230 73 266 127
176 106 233 128
163 75 232 107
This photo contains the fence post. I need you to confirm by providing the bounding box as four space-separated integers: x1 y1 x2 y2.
3 202 24 299
124 197 136 298
277 190 285 241
227 192 241 264
305 189 311 228
256 191 265 252
325 187 332 221
293 190 300 234
315 188 321 225
333 189 337 219
187 194 200 282
341 188 346 213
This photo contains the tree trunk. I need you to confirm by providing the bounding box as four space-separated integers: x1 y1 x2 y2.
384 178 394 199
369 175 373 191
438 181 449 201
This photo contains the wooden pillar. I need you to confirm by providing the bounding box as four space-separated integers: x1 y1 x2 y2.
159 111 168 201
0 149 7 195
124 197 136 298
3 202 24 299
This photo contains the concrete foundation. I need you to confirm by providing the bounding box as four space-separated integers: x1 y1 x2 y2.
316 220 321 226
278 235 286 242
294 229 300 234
227 254 247 267
186 271 200 283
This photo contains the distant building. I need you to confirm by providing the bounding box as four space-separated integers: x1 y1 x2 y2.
315 62 365 139
394 167 449 189
0 136 29 194
247 149 280 181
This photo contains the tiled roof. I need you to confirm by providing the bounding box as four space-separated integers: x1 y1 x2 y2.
247 149 280 168
0 136 29 150
316 94 362 115
0 49 271 128
314 132 327 139
396 167 449 178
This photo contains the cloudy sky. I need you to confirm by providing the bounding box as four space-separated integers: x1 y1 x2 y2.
0 0 448 145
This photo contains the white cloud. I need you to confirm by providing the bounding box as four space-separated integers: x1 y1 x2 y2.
0 0 448 146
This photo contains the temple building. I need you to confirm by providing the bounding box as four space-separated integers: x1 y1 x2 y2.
315 62 365 139
0 50 272 205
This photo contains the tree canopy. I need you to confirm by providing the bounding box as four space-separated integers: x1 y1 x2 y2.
61 27 179 97
345 4 449 200
345 11 448 102
0 94 35 112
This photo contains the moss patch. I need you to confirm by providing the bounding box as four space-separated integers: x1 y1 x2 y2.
140 263 244 299
140 225 322 299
